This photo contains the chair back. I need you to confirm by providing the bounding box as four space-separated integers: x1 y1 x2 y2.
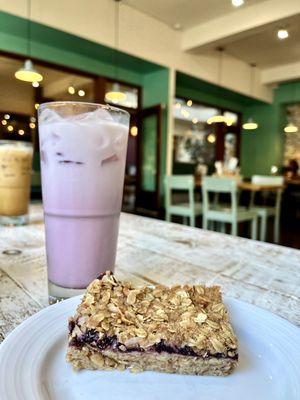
251 175 284 186
202 177 238 216
251 175 284 211
164 175 195 210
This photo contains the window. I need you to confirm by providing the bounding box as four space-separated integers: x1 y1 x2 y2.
105 82 138 109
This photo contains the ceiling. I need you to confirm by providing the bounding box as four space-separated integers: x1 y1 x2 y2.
217 14 300 68
124 0 267 30
125 0 300 71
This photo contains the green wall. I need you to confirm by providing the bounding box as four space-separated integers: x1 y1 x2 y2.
0 11 161 86
0 11 170 199
241 81 300 176
142 69 169 196
176 73 262 112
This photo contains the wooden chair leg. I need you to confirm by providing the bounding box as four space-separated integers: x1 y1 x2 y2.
260 215 267 241
231 222 238 236
166 213 171 222
220 222 226 233
190 215 195 227
274 215 280 243
203 217 208 230
251 217 258 240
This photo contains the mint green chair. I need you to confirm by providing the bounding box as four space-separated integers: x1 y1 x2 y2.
164 175 202 227
202 177 258 239
249 175 284 243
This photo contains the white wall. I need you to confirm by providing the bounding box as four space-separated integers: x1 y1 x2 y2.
0 0 272 103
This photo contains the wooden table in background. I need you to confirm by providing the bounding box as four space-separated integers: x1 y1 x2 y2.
237 182 285 192
195 179 285 192
0 204 299 343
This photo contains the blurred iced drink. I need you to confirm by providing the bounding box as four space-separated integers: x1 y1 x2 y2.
0 140 33 225
38 102 129 303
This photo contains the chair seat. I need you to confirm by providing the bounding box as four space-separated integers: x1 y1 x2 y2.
249 206 276 217
206 206 257 222
169 202 202 216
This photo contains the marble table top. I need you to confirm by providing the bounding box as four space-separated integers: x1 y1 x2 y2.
0 204 299 342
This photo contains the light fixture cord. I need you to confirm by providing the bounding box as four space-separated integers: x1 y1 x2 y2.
250 63 256 96
114 0 120 82
218 48 223 85
27 0 32 57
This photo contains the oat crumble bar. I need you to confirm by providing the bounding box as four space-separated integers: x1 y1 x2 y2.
66 272 238 376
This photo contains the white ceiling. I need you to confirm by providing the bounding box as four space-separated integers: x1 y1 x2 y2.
220 14 300 68
125 0 300 70
124 0 267 30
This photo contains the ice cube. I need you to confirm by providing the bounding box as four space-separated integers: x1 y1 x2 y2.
38 108 63 124
67 108 113 124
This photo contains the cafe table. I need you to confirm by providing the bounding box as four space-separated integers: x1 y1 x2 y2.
0 204 299 343
195 178 285 192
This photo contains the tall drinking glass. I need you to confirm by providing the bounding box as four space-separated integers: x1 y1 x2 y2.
0 140 33 226
38 102 130 303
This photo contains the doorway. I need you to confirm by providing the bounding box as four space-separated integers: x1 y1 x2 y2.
136 105 163 216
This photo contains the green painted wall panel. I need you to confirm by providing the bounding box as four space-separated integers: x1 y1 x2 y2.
241 81 300 176
176 85 247 113
142 115 157 191
142 69 169 197
0 11 161 86
176 72 264 110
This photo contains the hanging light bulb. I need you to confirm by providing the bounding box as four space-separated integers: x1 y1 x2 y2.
78 89 86 97
242 118 258 130
130 126 138 136
15 60 43 83
284 122 298 133
242 65 259 131
105 83 126 103
207 133 216 143
68 86 75 95
206 48 230 126
15 0 43 83
207 115 226 124
105 1 127 104
15 59 43 83
207 115 234 125
277 29 289 40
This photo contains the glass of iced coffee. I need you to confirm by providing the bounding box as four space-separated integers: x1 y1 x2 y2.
38 102 130 303
0 140 33 226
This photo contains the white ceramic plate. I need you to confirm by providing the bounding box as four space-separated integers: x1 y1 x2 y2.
0 296 299 400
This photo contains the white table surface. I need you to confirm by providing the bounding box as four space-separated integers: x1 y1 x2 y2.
0 204 299 342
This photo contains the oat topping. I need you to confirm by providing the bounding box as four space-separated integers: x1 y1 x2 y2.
69 272 238 357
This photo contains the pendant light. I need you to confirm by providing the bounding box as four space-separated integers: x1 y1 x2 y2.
206 48 233 126
15 0 43 83
105 0 126 103
284 84 298 133
242 117 258 130
242 64 258 130
284 122 298 133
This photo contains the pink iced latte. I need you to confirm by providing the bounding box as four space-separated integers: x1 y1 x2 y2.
38 102 129 298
